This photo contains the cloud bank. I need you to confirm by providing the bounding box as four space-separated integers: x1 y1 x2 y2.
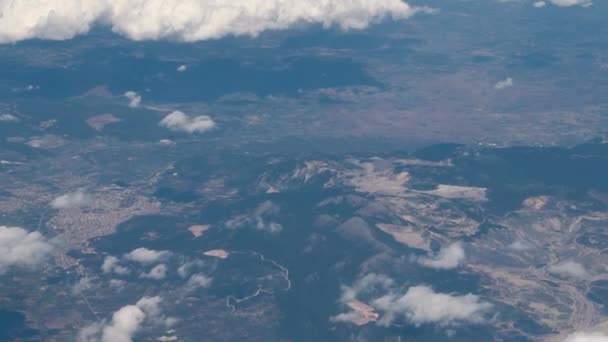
0 0 426 44
0 226 54 274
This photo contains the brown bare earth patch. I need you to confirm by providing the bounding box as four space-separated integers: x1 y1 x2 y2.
203 249 230 259
188 225 210 238
346 300 379 326
375 223 429 251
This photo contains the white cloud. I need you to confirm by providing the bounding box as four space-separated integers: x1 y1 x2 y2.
494 77 514 90
140 264 168 280
73 277 95 295
124 91 141 108
254 201 282 233
331 310 368 324
533 1 547 7
508 240 533 251
79 321 106 342
548 0 592 7
102 256 130 275
159 111 215 134
373 285 493 326
564 331 608 342
26 135 65 149
227 201 284 234
125 248 171 264
50 190 91 209
0 0 428 44
334 274 492 328
79 296 163 342
185 273 213 291
548 261 589 279
0 226 54 274
109 279 127 290
103 304 147 342
177 65 188 72
418 242 466 270
340 274 395 303
0 114 18 122
256 219 283 234
177 259 205 278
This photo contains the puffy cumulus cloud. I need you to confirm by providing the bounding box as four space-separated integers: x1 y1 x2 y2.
548 261 590 279
50 189 91 209
102 256 130 275
102 306 146 342
177 65 188 72
333 274 492 327
417 242 466 270
548 0 593 7
159 111 215 134
494 77 514 90
373 285 493 326
124 91 141 108
140 264 168 280
0 0 428 44
124 248 171 264
564 331 608 342
79 296 163 342
533 1 547 7
0 226 54 274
